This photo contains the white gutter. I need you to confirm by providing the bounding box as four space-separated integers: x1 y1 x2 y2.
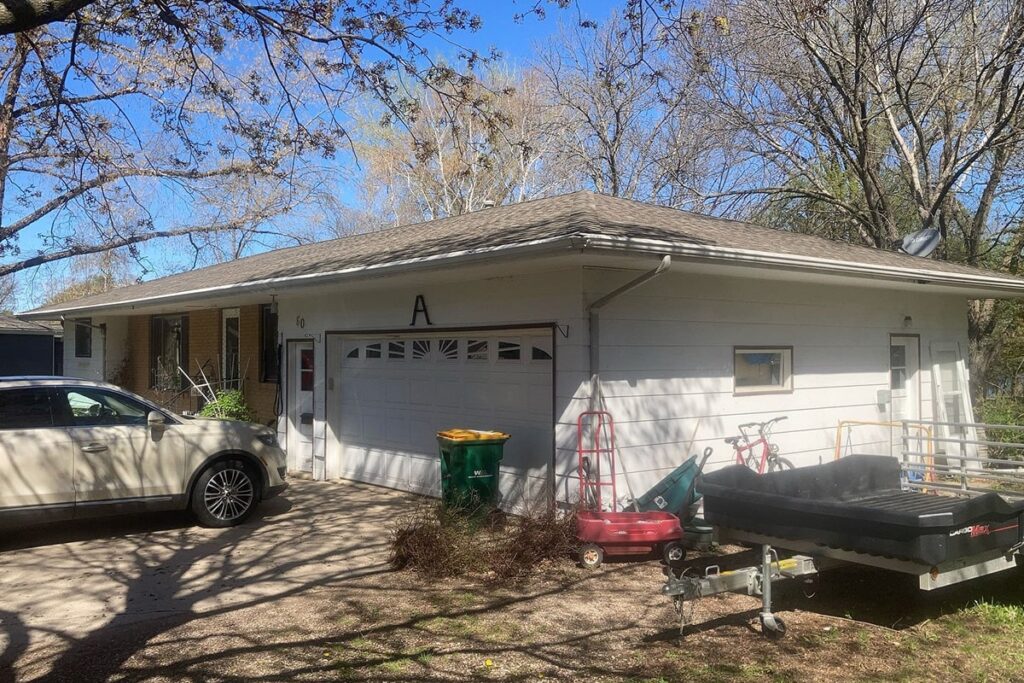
579 234 1024 294
21 229 1024 318
20 234 583 318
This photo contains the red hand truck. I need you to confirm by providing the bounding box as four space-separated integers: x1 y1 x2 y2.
576 411 685 569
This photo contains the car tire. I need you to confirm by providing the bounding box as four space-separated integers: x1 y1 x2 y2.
191 459 259 528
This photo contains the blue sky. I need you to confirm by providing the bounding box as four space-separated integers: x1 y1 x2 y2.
11 1 626 309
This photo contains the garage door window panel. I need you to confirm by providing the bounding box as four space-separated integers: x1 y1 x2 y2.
411 339 431 360
438 338 459 360
467 340 489 361
498 340 521 361
388 341 406 360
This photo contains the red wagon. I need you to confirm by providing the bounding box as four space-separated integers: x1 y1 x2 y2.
576 411 685 569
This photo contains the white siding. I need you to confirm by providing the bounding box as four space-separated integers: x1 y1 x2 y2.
571 269 970 504
268 264 972 509
62 316 129 382
277 267 586 505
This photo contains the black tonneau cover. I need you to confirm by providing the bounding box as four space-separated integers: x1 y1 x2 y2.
701 455 1024 566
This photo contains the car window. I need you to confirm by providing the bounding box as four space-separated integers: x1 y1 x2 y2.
59 388 150 427
0 388 55 430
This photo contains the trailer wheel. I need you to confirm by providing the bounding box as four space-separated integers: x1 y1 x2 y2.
579 543 604 569
662 541 687 568
759 614 787 639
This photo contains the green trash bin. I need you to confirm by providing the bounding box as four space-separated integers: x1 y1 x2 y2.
437 429 510 509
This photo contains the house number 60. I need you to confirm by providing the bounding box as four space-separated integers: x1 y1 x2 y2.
296 316 305 329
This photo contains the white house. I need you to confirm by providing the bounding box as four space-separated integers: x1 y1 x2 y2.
22 192 1024 509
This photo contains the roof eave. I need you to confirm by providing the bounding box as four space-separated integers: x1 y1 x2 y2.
21 231 1024 320
19 234 584 319
579 234 1024 298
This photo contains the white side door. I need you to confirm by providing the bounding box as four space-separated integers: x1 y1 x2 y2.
287 341 315 473
889 336 920 457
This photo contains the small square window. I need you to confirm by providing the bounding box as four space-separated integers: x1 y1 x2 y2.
734 347 792 394
467 340 489 361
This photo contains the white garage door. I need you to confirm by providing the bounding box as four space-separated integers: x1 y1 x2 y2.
329 329 554 508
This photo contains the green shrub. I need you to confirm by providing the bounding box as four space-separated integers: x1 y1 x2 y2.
198 389 254 422
976 395 1024 461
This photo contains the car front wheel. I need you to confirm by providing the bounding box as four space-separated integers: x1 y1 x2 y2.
191 460 259 527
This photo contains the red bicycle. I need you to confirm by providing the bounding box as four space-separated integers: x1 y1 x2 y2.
725 416 794 474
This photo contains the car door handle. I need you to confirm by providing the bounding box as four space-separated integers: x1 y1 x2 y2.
81 443 108 453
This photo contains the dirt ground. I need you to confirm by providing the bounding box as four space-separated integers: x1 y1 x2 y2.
2 480 1023 682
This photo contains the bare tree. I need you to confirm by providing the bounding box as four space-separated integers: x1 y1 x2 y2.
0 2 496 283
536 15 723 209
0 274 15 311
643 0 1024 386
664 0 1024 251
355 69 563 224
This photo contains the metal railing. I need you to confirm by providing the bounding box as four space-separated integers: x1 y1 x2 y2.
834 420 935 482
900 419 1024 499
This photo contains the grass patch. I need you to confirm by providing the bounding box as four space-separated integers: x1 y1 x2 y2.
961 599 1024 628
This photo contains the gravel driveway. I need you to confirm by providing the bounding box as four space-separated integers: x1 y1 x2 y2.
4 479 1022 682
0 479 407 681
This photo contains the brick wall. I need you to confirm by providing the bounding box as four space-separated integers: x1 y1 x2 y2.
239 304 279 426
118 304 279 425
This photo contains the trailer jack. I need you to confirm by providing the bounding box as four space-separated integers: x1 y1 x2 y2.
663 544 818 637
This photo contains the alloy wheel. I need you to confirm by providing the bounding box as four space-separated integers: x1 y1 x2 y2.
203 468 255 521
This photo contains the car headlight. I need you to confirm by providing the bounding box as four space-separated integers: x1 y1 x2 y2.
257 432 279 448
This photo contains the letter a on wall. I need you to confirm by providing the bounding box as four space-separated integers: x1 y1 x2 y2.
410 295 432 326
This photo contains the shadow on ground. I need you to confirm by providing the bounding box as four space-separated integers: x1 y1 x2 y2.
2 484 1023 682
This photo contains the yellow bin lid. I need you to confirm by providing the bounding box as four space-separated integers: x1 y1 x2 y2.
437 428 510 441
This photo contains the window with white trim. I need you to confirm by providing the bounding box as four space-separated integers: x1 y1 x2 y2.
734 347 792 393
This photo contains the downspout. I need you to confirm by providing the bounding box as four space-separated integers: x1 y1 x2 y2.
586 255 672 509
588 255 672 403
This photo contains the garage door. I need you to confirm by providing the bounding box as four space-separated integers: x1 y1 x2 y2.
328 329 554 508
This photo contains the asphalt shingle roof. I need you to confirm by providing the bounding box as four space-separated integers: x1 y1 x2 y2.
0 315 61 334
23 191 1024 316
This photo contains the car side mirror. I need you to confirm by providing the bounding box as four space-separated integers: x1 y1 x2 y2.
147 411 166 428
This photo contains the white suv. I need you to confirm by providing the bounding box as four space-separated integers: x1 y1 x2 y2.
0 377 287 529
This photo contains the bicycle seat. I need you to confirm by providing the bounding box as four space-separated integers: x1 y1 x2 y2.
724 436 741 445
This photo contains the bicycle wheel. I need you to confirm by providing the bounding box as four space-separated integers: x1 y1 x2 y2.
767 457 794 472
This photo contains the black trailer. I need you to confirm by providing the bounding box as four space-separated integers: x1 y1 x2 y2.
663 455 1024 636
